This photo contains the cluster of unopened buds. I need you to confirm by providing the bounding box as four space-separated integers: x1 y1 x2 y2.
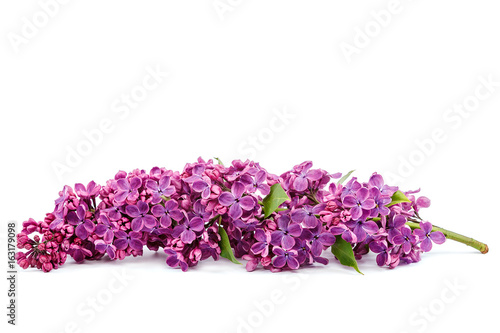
16 158 488 273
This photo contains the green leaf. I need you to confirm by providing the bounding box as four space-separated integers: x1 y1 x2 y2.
218 226 241 264
262 183 290 218
214 157 224 166
337 170 355 185
331 235 363 275
387 190 411 207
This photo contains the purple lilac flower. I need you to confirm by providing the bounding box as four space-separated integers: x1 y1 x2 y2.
292 162 323 192
368 173 398 196
94 240 117 260
68 244 92 263
342 187 376 220
114 230 143 251
271 215 302 249
151 200 183 228
387 214 407 242
392 227 417 254
250 229 272 257
330 224 357 243
272 246 299 270
94 214 117 243
241 170 270 195
126 201 158 232
66 205 95 239
172 217 205 244
368 187 391 217
291 203 325 228
114 176 142 203
369 241 391 267
345 218 378 243
75 181 101 199
165 248 188 272
218 181 255 220
192 179 212 199
413 222 445 252
301 225 336 257
146 175 176 204
48 210 65 230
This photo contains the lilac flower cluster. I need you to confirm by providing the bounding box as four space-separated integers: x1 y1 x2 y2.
16 158 445 273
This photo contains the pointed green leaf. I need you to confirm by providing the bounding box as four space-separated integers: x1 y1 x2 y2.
262 183 290 218
331 235 363 275
387 190 411 207
218 226 241 264
337 170 355 185
214 157 224 166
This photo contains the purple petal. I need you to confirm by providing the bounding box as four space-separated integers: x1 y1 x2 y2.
376 252 388 266
281 235 296 250
273 255 286 268
306 169 323 181
287 256 300 269
318 233 336 246
146 179 159 192
232 181 246 199
129 177 142 189
218 192 235 206
160 215 172 228
310 241 323 257
239 196 255 211
361 199 376 210
342 195 357 208
393 215 407 228
228 203 243 220
356 188 369 202
103 229 114 243
293 177 308 192
251 242 267 255
75 224 89 239
189 217 205 232
420 237 432 252
350 206 362 220
192 180 208 192
303 215 318 228
254 229 267 242
114 190 128 203
116 179 130 191
94 240 107 253
291 209 307 223
420 221 433 234
430 231 446 244
129 238 143 251
114 238 128 250
287 224 302 237
181 229 196 244
137 201 149 214
151 204 166 217
131 217 144 232
126 205 140 218
362 221 379 235
142 215 157 229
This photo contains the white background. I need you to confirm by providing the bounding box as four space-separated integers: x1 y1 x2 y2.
1 1 499 333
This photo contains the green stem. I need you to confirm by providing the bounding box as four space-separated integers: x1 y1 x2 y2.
406 221 489 254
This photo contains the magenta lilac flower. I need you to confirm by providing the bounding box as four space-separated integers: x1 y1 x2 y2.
14 158 488 274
